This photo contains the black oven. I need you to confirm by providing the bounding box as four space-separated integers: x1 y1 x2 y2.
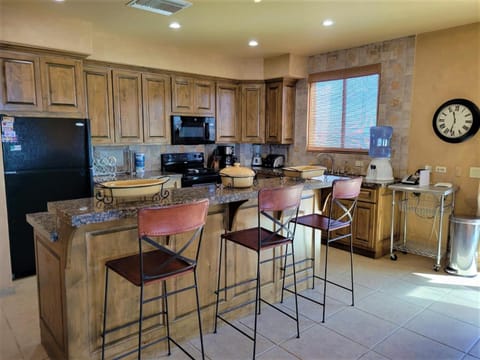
171 115 215 145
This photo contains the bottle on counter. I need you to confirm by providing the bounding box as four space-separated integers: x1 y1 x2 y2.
135 152 145 173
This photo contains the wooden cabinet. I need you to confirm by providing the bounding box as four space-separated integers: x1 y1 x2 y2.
265 78 296 144
321 186 396 258
171 75 215 115
0 51 43 112
142 72 171 144
0 50 84 116
84 65 114 144
216 81 240 143
40 56 84 115
241 82 265 143
112 69 143 144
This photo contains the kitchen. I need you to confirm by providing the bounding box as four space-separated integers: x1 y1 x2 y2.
1 1 479 359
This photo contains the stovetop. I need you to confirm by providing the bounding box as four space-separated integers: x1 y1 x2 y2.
161 152 219 187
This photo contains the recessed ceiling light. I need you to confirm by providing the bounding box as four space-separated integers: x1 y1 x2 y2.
248 40 259 47
322 19 335 27
54 0 65 2
254 0 262 3
169 22 181 29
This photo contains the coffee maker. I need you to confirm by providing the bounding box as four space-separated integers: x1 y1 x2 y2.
217 145 235 169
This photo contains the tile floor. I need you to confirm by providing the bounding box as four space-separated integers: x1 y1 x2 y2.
1 247 479 360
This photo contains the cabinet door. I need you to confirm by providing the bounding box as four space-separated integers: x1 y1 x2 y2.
352 201 376 250
84 65 114 144
265 81 282 143
142 73 171 144
171 75 193 114
40 56 84 116
112 70 143 144
193 79 215 115
265 79 296 144
241 83 265 143
0 51 43 112
171 75 215 115
216 82 240 143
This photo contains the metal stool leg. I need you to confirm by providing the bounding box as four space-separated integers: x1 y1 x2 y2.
290 243 300 338
252 251 261 360
349 233 355 306
322 239 329 323
214 237 224 333
163 281 171 356
138 283 144 359
193 270 205 360
280 243 289 303
101 268 109 360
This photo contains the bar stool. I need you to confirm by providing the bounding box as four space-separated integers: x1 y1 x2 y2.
289 177 362 323
101 199 209 360
214 184 304 359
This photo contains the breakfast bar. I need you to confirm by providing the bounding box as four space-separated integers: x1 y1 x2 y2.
26 177 338 360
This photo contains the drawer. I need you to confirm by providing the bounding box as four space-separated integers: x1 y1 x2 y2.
358 187 377 203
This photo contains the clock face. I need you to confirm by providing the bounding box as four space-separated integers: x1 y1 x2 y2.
432 99 480 143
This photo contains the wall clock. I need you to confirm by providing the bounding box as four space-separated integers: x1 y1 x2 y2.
432 98 480 143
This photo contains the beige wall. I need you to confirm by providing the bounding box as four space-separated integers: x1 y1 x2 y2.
0 152 12 293
0 1 264 80
409 23 480 216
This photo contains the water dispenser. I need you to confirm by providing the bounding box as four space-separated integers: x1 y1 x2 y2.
366 126 394 181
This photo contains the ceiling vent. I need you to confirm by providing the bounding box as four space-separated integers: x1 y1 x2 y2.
126 0 192 16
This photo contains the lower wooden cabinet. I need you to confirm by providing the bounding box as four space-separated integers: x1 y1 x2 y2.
321 186 396 258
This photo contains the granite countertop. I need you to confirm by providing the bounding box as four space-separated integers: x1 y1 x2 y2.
94 170 181 184
45 177 339 228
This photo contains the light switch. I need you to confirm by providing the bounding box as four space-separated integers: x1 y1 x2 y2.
469 167 480 178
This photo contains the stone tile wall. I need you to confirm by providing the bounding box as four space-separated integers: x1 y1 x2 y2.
290 36 416 177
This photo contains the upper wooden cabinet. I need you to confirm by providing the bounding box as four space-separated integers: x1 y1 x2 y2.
241 82 265 143
142 72 171 144
216 81 240 143
40 56 84 115
84 65 114 144
0 50 85 116
112 69 143 144
265 78 297 144
171 75 215 115
0 51 43 112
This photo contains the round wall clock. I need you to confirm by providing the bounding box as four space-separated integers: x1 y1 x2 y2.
432 98 480 143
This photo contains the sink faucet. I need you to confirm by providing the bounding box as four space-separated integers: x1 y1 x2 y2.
316 153 335 174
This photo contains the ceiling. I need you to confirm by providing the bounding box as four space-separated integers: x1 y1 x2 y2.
4 0 480 59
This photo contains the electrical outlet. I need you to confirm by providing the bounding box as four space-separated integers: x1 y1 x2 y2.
355 160 363 167
435 166 447 173
470 167 480 178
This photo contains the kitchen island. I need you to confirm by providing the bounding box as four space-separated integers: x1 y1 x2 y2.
27 177 338 360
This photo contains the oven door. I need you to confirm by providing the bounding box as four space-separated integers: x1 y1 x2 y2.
171 116 215 145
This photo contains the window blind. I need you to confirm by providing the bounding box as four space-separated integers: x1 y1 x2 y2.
307 64 381 152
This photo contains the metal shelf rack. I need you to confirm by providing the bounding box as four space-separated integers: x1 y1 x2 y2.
388 183 458 271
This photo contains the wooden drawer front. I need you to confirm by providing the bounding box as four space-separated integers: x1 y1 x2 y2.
358 188 377 203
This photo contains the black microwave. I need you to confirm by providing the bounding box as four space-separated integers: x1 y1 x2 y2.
171 115 216 145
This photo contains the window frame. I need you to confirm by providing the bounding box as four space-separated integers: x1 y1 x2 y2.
307 63 381 153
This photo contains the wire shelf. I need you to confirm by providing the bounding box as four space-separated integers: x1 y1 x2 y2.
398 195 453 219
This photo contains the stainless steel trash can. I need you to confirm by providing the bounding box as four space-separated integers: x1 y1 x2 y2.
445 215 480 277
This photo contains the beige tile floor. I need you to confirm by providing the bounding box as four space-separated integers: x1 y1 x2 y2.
1 247 479 360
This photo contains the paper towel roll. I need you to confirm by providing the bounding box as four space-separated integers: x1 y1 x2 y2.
419 170 430 187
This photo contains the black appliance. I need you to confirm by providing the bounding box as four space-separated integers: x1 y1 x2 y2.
217 145 235 169
161 152 219 187
171 115 215 145
1 115 93 279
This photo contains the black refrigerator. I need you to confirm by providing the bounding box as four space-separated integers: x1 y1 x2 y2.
1 115 93 279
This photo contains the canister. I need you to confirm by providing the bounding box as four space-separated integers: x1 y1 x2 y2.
135 153 145 172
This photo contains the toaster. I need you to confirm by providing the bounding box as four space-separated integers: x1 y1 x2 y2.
263 154 285 168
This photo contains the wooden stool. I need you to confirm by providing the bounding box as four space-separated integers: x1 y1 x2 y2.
214 184 304 359
101 199 209 359
290 177 362 322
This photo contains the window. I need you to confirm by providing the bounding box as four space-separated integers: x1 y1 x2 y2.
307 64 381 153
